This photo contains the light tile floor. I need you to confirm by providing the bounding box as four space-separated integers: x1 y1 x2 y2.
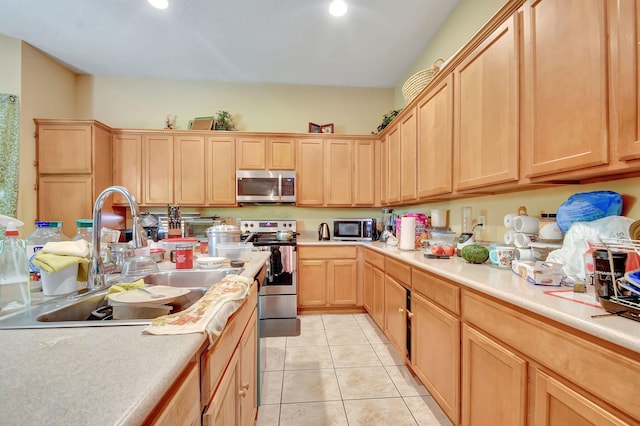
256 313 452 426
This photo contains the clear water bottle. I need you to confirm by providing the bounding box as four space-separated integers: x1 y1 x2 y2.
25 221 51 292
72 219 94 243
0 218 30 313
49 221 69 241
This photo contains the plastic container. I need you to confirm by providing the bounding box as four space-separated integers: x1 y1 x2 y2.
72 219 94 243
26 221 55 292
0 217 30 313
49 221 69 241
429 231 457 242
41 264 79 296
215 242 253 261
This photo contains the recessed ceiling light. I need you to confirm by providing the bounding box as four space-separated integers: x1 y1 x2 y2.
329 0 347 17
148 0 169 10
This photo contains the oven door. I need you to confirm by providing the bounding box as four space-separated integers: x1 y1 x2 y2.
259 245 297 319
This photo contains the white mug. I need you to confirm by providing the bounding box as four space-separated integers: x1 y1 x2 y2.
514 233 538 248
503 213 517 229
489 246 515 269
503 230 517 245
515 247 535 260
514 216 540 233
539 222 563 240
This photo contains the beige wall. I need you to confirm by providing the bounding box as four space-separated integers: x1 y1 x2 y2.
19 42 77 233
0 34 21 95
393 0 506 107
83 76 393 134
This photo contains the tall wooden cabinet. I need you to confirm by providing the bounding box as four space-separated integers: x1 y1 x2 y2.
354 140 377 206
417 75 454 198
296 139 325 205
399 109 417 202
453 14 520 191
35 119 112 237
325 139 353 206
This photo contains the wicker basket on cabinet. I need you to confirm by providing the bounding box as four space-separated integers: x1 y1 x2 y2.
401 58 445 104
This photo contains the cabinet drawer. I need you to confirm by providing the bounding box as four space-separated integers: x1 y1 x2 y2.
462 290 640 421
298 245 357 259
412 268 459 314
363 248 385 268
385 257 411 287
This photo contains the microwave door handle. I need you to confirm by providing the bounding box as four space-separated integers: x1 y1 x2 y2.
278 174 282 201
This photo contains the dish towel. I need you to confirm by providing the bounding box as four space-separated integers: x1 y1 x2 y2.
143 275 252 342
104 279 145 299
32 251 91 281
42 240 91 258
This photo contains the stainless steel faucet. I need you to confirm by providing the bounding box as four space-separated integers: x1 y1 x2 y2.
87 186 146 290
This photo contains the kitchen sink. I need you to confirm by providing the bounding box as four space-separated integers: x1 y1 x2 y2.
0 267 244 329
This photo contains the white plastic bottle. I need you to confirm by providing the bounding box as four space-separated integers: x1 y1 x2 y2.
0 215 30 314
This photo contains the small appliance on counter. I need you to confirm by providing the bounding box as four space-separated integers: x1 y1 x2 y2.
333 218 377 241
318 223 330 240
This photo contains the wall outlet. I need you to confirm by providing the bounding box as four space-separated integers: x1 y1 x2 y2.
478 216 486 230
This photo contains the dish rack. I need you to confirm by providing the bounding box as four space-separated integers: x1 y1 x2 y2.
598 238 640 321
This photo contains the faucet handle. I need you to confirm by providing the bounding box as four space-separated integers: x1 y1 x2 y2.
132 217 148 248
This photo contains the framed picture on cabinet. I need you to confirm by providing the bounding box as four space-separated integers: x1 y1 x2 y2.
309 122 334 133
191 116 215 130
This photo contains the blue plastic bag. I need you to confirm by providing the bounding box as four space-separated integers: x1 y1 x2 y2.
556 191 623 233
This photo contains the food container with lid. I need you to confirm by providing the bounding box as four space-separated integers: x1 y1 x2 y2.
206 224 241 256
215 242 253 261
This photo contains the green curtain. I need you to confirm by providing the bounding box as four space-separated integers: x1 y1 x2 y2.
0 94 20 217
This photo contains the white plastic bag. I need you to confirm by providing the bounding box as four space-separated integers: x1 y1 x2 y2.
546 215 634 280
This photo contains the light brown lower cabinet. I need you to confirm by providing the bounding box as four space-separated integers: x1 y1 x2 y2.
461 324 527 426
149 362 201 426
384 275 408 360
298 246 359 309
203 309 258 426
363 249 385 329
411 291 460 424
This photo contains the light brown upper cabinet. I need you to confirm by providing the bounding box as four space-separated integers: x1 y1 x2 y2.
385 124 401 204
325 139 353 206
206 136 236 206
143 134 174 205
35 119 112 237
522 0 609 178
236 137 296 170
174 134 207 205
417 75 454 198
400 108 417 202
353 140 377 206
296 139 325 206
453 14 520 191
112 133 142 205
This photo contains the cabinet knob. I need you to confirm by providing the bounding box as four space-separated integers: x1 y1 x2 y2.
240 383 250 391
238 389 247 397
406 310 414 319
398 308 404 313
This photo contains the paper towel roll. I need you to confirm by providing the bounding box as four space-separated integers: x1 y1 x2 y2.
399 217 416 250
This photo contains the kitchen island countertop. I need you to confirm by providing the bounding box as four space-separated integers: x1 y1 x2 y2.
0 251 270 426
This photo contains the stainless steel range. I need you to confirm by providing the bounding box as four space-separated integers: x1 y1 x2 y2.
241 219 300 337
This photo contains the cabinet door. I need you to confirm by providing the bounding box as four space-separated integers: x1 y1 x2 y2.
236 137 266 169
37 175 93 238
384 276 407 360
461 324 527 426
204 349 239 426
400 109 417 202
296 139 324 206
153 363 201 426
533 369 630 426
268 138 296 170
174 135 206 205
239 310 257 426
371 265 385 330
327 259 357 305
112 133 142 205
325 139 353 206
412 292 460 424
37 123 93 174
386 125 401 203
417 75 454 198
380 137 388 205
353 140 376 206
363 262 373 313
298 259 327 306
206 136 237 206
143 134 174 205
454 14 519 190
523 0 609 177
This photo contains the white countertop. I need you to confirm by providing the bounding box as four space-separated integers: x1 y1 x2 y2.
0 251 270 426
297 238 640 354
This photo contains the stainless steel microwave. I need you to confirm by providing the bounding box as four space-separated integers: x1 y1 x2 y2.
333 218 377 241
236 170 296 204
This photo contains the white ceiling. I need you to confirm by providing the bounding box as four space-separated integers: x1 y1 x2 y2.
0 0 459 88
